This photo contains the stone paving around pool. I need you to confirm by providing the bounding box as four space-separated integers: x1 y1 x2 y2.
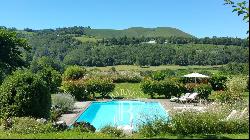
58 99 207 126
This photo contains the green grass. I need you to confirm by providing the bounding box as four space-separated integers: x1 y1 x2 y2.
74 35 100 43
86 65 222 72
109 83 149 99
0 131 248 139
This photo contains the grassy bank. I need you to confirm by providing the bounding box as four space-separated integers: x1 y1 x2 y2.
0 131 248 139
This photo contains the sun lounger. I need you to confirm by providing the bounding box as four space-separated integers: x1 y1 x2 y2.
186 92 199 103
178 93 191 103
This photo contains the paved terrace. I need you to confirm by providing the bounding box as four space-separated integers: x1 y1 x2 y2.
59 99 208 126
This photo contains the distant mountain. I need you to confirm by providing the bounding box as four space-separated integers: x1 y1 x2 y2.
84 27 194 38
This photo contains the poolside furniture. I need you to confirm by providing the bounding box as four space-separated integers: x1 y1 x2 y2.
223 107 248 121
178 93 191 103
170 96 179 102
225 110 238 121
186 92 199 103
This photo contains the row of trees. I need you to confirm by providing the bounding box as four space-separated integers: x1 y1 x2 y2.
98 36 249 47
63 44 248 66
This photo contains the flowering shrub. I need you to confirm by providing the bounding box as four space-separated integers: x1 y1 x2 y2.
72 121 96 132
62 65 87 80
100 125 124 137
211 76 247 103
61 77 115 100
209 75 227 91
141 78 185 98
194 84 213 99
61 80 89 101
9 117 56 134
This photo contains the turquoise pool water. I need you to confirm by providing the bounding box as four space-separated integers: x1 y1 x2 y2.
75 100 169 131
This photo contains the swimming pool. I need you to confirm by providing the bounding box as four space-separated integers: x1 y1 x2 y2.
75 100 169 131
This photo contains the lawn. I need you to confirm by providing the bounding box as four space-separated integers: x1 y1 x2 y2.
74 35 100 43
109 83 149 99
0 131 248 139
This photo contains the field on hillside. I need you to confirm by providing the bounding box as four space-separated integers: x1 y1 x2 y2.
74 35 100 43
86 65 222 73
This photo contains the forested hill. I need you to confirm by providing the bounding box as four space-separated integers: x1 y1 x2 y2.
0 26 248 69
84 27 194 38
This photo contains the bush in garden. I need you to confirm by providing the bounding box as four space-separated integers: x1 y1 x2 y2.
137 117 172 137
51 93 75 113
72 121 96 132
61 80 89 101
141 78 185 99
0 70 51 119
62 65 87 80
9 117 56 134
37 67 62 94
150 69 176 81
209 75 227 91
194 84 213 99
184 83 199 93
111 71 142 83
171 110 249 135
50 106 64 122
141 79 158 98
160 79 185 98
100 125 124 137
84 77 115 98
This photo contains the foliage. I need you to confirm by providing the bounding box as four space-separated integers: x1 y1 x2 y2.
61 80 88 101
171 111 249 135
37 67 62 94
0 70 51 119
194 84 213 99
84 77 115 98
210 76 248 103
30 56 65 73
61 77 115 100
51 93 75 113
111 71 142 83
209 75 228 91
219 62 249 75
72 122 96 132
0 29 30 71
224 0 249 34
62 65 87 80
184 83 199 93
137 117 172 137
150 69 176 81
141 78 185 98
49 107 63 122
99 125 124 137
9 117 56 134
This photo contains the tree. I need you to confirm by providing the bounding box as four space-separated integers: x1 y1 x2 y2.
0 29 30 70
224 0 249 35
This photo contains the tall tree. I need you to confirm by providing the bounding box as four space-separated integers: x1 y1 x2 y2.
0 29 30 70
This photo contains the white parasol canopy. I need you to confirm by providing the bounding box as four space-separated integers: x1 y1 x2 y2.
183 73 209 83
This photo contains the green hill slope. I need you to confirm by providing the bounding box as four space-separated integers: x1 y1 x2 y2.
84 27 194 38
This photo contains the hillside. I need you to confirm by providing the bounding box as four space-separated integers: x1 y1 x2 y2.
84 27 194 38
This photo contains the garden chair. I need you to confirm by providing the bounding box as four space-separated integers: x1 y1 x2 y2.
186 92 199 103
170 96 179 102
224 107 248 121
177 93 191 103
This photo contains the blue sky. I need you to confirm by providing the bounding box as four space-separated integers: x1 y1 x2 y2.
0 0 248 38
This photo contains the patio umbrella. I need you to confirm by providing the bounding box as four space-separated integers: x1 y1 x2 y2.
182 72 209 83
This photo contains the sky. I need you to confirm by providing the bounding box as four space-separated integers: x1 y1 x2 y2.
0 0 249 38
